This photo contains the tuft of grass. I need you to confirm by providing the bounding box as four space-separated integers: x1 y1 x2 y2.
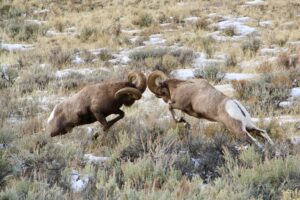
132 12 154 28
79 26 98 42
47 47 72 67
241 38 261 56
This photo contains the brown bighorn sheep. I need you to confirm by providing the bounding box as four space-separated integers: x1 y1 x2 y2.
47 71 147 137
148 71 274 148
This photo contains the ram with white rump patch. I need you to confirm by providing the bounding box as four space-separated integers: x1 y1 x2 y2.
148 71 274 148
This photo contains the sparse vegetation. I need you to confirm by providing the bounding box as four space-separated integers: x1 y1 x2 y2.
1 0 300 199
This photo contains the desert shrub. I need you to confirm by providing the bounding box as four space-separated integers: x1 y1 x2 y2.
0 181 65 199
195 17 209 30
129 47 194 72
79 26 98 42
224 52 237 67
15 66 52 94
241 38 261 55
0 128 15 145
161 55 180 72
212 149 300 200
0 66 18 89
277 53 299 69
232 74 290 114
0 4 24 19
277 52 290 69
49 69 107 92
132 12 153 28
0 150 13 189
47 47 72 67
5 20 48 41
199 37 215 58
194 65 225 83
256 61 273 73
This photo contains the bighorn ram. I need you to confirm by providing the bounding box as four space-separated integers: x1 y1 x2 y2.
47 71 147 137
148 71 274 148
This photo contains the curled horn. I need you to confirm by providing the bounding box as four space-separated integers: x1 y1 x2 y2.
115 87 142 100
128 71 147 93
147 71 168 96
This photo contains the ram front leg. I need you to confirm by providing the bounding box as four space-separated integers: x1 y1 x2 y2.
104 110 125 131
168 104 191 129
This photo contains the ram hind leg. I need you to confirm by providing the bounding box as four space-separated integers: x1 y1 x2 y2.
224 118 263 149
248 126 274 145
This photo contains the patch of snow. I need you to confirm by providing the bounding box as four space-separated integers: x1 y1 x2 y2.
244 0 266 6
122 29 141 35
84 154 110 165
55 68 94 79
291 136 300 145
1 43 34 51
259 20 272 27
89 48 106 55
291 88 300 98
160 23 172 27
259 47 288 56
279 101 293 108
70 170 89 192
170 69 195 80
216 17 257 36
34 9 50 14
130 36 139 43
184 16 200 23
38 63 50 68
143 34 166 45
239 60 262 69
0 144 11 149
65 26 76 33
46 28 77 37
191 158 203 168
288 41 300 46
224 73 260 81
210 16 258 41
110 49 133 65
72 55 85 65
24 19 47 25
193 53 225 68
252 115 300 124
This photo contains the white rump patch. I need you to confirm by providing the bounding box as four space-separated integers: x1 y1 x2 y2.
47 105 57 123
225 99 253 128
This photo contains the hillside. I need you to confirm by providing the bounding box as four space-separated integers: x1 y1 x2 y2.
1 0 300 199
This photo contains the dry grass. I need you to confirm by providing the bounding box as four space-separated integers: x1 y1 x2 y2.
1 0 300 199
